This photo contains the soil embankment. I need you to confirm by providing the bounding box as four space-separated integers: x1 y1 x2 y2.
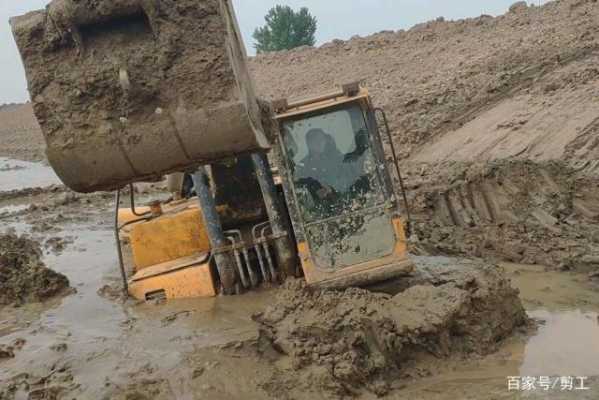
0 104 44 162
251 0 599 163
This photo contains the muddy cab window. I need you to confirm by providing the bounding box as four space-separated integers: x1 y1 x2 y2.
282 104 384 223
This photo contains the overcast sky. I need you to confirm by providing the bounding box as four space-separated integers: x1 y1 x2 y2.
1 1 547 103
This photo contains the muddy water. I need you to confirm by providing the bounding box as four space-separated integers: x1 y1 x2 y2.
522 310 599 377
0 157 60 191
0 214 272 398
389 261 599 399
0 175 268 392
2 203 599 399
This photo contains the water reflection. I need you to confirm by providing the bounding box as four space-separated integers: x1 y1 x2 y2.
521 310 599 377
0 157 60 191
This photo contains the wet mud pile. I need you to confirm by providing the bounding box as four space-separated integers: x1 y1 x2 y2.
255 263 527 398
0 339 25 361
0 233 70 306
0 184 66 202
406 160 599 271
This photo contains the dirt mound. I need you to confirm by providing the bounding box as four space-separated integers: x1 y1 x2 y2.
255 263 527 398
0 233 70 306
250 0 599 162
406 160 599 270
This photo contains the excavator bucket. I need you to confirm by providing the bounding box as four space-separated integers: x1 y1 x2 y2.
11 0 269 193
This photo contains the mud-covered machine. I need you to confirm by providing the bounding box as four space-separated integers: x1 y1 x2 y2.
12 0 413 299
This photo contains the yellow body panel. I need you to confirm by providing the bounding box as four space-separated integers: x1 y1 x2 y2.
129 207 210 271
118 199 225 301
298 218 413 286
128 256 216 300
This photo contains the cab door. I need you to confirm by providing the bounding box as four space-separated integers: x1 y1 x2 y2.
279 102 397 270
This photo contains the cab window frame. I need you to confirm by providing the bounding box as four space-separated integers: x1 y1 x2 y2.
278 100 388 225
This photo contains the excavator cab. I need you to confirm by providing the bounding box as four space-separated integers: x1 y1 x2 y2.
272 83 413 288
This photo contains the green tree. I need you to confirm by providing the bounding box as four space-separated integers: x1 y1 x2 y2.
253 6 317 53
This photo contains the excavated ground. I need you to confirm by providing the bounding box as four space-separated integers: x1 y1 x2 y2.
2 0 599 398
0 156 595 399
250 0 599 163
0 162 598 398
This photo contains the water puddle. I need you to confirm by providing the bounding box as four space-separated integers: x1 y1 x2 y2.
522 310 599 377
504 262 599 311
0 218 270 397
0 157 60 191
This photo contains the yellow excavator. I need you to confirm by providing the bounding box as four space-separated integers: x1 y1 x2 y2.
12 0 413 300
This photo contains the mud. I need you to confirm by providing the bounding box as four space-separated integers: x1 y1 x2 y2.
0 339 25 360
0 202 598 400
44 236 74 255
253 263 527 398
405 160 599 271
0 185 67 203
1 361 79 400
0 233 70 306
3 1 599 398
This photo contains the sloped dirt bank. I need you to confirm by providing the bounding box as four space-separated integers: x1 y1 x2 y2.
406 160 599 271
251 0 599 162
0 233 70 306
0 104 45 162
252 262 528 398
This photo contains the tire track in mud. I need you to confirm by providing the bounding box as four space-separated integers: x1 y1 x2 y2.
409 160 599 270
